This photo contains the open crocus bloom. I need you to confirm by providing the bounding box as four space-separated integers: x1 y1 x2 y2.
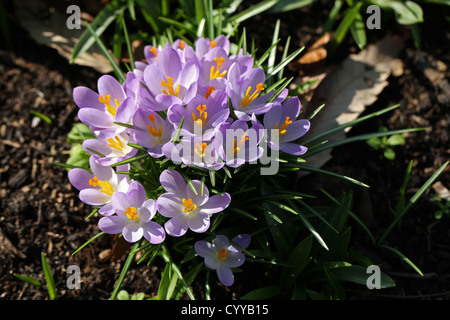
74 75 137 139
67 156 131 216
98 181 165 243
263 97 310 156
156 170 231 237
195 234 251 286
140 47 199 111
82 132 138 166
167 89 229 140
132 108 174 158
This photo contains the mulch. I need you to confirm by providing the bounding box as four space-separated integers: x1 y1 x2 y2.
0 1 449 300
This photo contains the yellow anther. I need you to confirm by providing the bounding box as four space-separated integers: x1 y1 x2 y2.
182 198 197 213
161 77 180 97
209 40 217 49
99 94 119 116
241 83 264 107
149 47 158 60
205 86 215 99
210 57 227 80
147 114 162 137
89 177 114 196
107 136 124 151
194 142 207 158
274 116 293 137
216 248 229 261
125 207 138 221
192 104 208 128
178 40 185 50
231 132 249 154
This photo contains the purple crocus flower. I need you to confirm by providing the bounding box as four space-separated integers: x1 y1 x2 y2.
73 75 137 138
195 234 251 286
98 181 165 244
263 97 310 156
226 64 287 121
82 132 138 166
195 35 230 59
167 89 229 140
132 108 174 158
217 119 264 168
140 47 199 111
162 136 224 171
67 156 131 216
156 170 231 237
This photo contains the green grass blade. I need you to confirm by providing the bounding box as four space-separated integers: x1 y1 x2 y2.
71 3 126 63
84 22 125 83
13 273 42 287
72 232 106 255
379 245 423 276
110 242 140 300
41 252 57 300
378 160 449 245
229 0 279 24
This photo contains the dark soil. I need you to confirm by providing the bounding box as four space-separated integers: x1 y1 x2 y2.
0 1 449 300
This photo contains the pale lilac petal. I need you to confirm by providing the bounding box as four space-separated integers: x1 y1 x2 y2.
223 251 245 268
122 223 143 243
157 193 183 218
115 97 137 124
143 221 165 244
98 215 128 234
195 240 213 258
79 188 111 205
73 87 103 109
143 65 166 96
111 192 129 212
164 215 188 237
279 120 310 142
78 108 115 128
157 47 182 79
98 75 125 102
279 142 308 156
127 181 147 208
141 199 157 220
188 215 210 233
232 234 251 250
159 170 187 196
199 194 231 214
217 266 234 286
68 168 93 191
99 203 114 216
185 181 209 206
213 235 230 249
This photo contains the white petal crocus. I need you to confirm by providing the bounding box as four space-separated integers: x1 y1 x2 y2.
98 181 165 243
195 234 251 286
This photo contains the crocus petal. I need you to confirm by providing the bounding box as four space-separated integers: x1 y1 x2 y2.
217 266 234 286
127 181 147 208
279 120 310 142
68 168 93 191
279 142 308 156
157 47 182 79
157 193 183 218
111 191 129 212
78 108 115 128
79 189 111 206
159 169 187 196
164 215 188 237
199 193 231 214
232 234 251 250
223 251 246 268
115 97 137 124
98 75 125 102
188 215 210 233
98 215 128 234
143 221 165 244
195 240 213 258
122 223 144 243
73 87 103 109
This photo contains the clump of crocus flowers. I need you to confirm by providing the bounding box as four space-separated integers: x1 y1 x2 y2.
68 35 310 287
